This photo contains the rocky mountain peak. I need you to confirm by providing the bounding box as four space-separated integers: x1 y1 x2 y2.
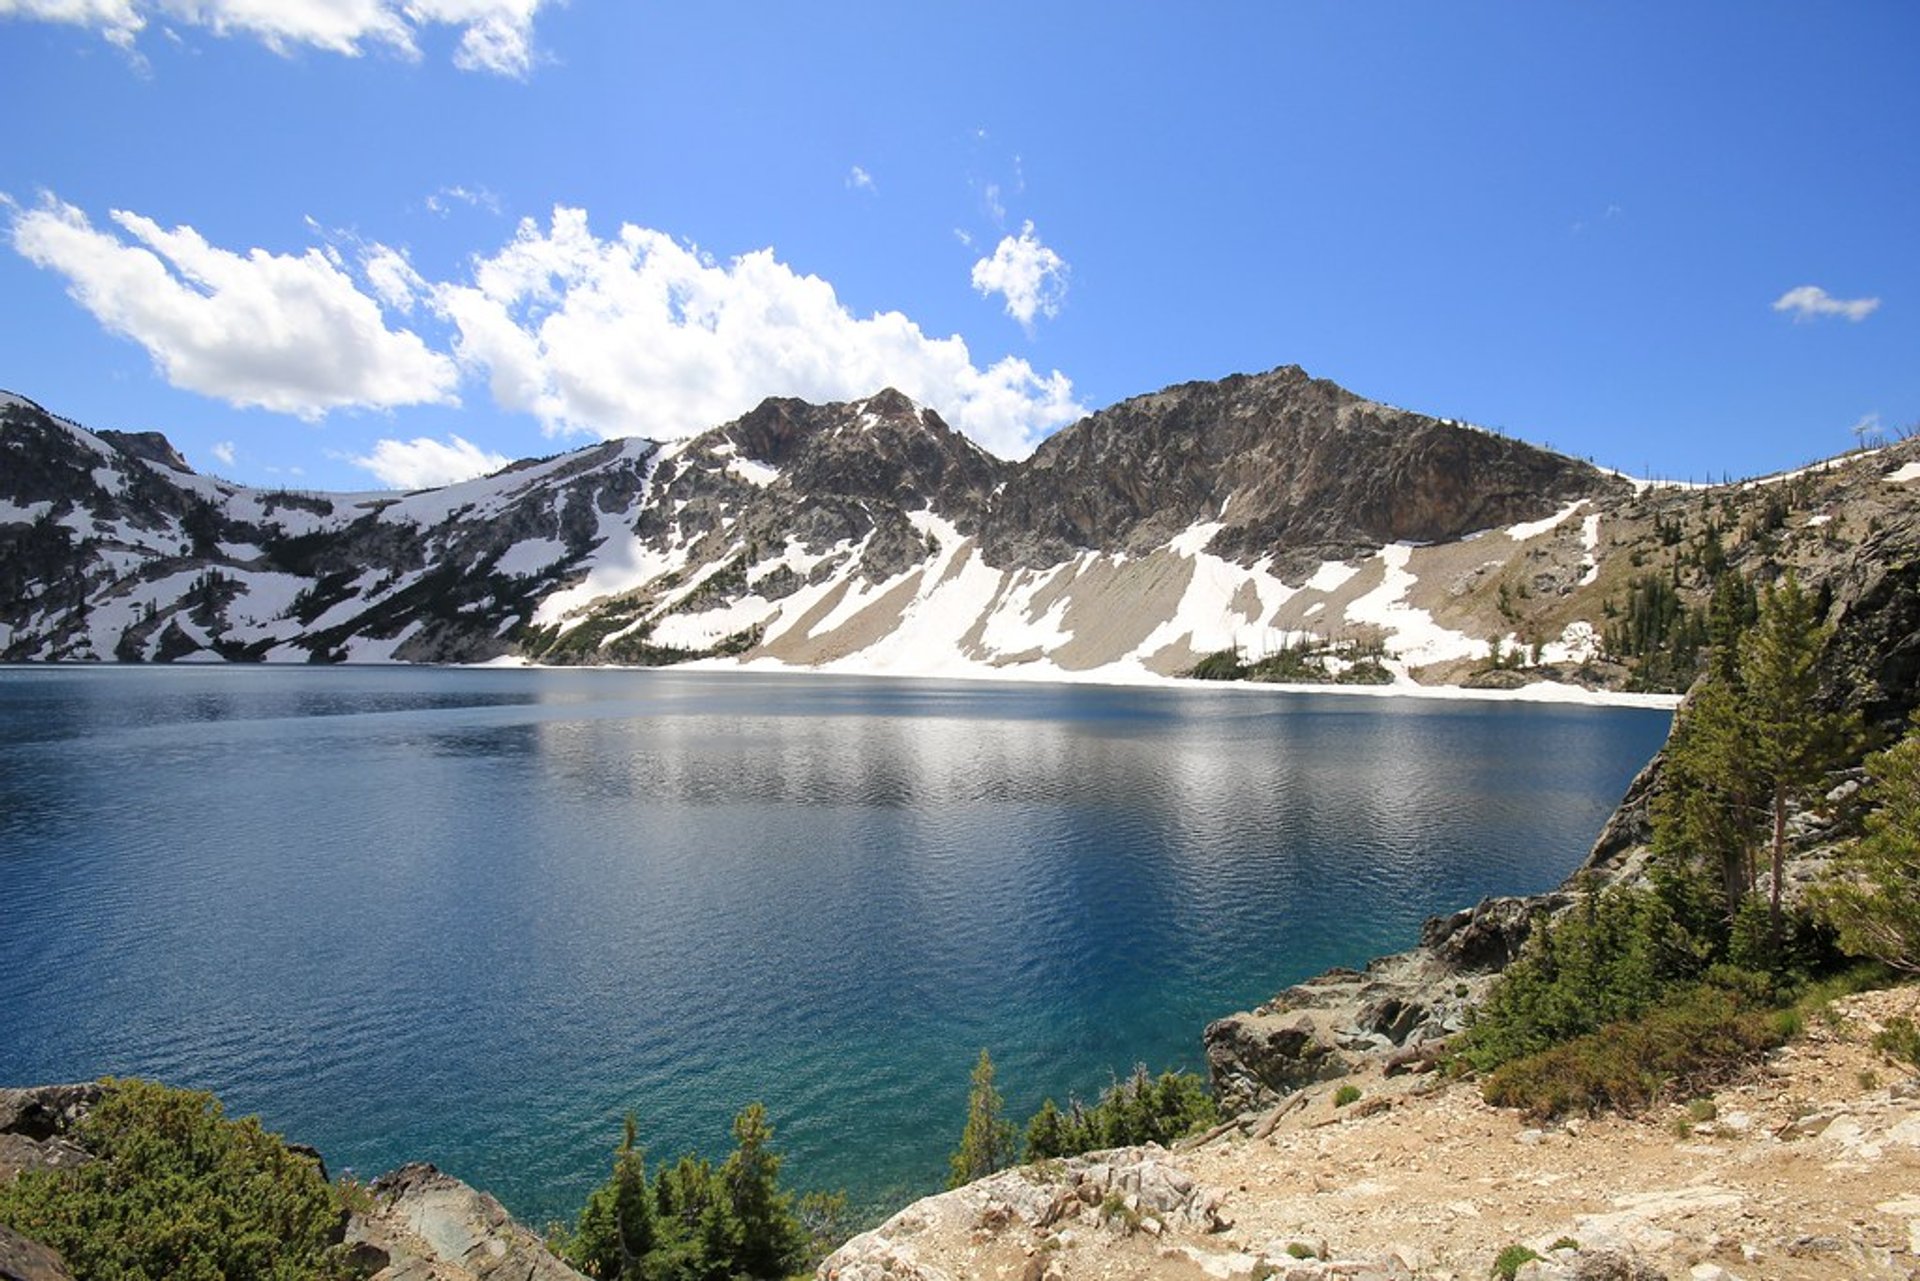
96 430 193 474
979 363 1624 573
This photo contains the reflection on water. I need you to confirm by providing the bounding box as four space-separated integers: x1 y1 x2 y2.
0 666 1670 1225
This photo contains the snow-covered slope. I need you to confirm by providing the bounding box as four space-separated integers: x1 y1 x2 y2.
7 371 1915 697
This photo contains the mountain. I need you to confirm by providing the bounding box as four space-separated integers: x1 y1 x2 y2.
4 369 1918 694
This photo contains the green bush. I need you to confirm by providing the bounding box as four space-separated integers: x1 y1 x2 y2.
1332 1084 1362 1108
560 1103 816 1281
1490 1244 1542 1279
0 1078 349 1281
1480 983 1787 1120
1455 888 1701 1074
1813 727 1920 974
1185 650 1247 681
1873 1016 1920 1072
1024 1065 1217 1160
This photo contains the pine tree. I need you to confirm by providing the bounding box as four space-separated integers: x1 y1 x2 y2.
721 1103 805 1279
1814 725 1920 972
1739 575 1854 937
1655 673 1761 929
569 1113 655 1280
948 1049 1016 1188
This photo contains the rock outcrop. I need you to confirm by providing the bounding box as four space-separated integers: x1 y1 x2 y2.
819 1147 1234 1281
347 1163 587 1281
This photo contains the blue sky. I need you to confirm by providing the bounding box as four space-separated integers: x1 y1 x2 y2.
1 2 1913 491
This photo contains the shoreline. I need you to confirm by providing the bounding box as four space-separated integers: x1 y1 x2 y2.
474 652 1686 711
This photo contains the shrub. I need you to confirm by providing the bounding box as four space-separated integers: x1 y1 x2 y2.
562 1104 815 1281
1481 984 1787 1121
0 1078 349 1281
1491 1244 1542 1279
1813 728 1920 973
1332 1084 1362 1108
1024 1065 1217 1160
1873 1016 1920 1072
1455 888 1700 1074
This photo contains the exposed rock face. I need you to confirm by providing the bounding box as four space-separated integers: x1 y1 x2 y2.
348 1162 587 1281
819 1147 1233 1281
982 366 1624 573
0 1085 102 1184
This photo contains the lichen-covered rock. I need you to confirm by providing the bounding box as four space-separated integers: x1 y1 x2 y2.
818 1148 1233 1280
347 1162 586 1281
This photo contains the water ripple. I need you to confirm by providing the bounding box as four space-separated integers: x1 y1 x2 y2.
0 667 1670 1228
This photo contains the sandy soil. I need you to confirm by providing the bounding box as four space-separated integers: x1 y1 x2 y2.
824 987 1920 1281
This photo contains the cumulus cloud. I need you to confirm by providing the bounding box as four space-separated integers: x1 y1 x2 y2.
970 220 1069 329
1772 284 1881 323
846 166 875 193
350 433 511 488
431 206 1083 457
0 0 551 75
210 439 235 466
10 197 459 417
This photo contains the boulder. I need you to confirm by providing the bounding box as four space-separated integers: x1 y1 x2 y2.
0 1226 75 1281
1203 1012 1350 1115
348 1162 586 1281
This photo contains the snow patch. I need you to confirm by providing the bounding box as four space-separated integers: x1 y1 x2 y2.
1579 512 1602 586
1304 559 1359 593
1168 521 1225 557
727 456 780 487
495 537 571 579
1344 543 1482 670
1506 499 1587 542
1885 462 1920 485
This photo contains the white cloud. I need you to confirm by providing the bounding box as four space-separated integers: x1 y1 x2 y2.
431 206 1083 457
846 166 875 193
970 220 1069 329
350 433 511 488
0 0 552 75
425 184 502 217
210 439 235 465
1772 284 1880 323
0 0 143 46
10 197 459 417
364 243 428 312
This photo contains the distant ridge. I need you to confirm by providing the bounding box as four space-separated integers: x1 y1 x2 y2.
3 366 1917 706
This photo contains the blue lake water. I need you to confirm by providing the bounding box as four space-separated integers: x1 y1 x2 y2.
0 666 1670 1226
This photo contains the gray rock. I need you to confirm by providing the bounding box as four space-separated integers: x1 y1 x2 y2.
0 1225 75 1281
348 1163 587 1281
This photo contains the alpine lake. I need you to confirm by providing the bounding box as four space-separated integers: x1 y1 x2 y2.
0 665 1672 1228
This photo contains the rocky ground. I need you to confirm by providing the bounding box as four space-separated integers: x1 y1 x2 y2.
821 985 1920 1281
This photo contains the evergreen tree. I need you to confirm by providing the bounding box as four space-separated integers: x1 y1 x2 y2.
1739 575 1854 936
1814 725 1920 972
1655 673 1761 930
720 1103 805 1280
569 1113 655 1280
948 1049 1016 1188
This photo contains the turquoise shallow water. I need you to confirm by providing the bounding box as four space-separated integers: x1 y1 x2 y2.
0 666 1670 1226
